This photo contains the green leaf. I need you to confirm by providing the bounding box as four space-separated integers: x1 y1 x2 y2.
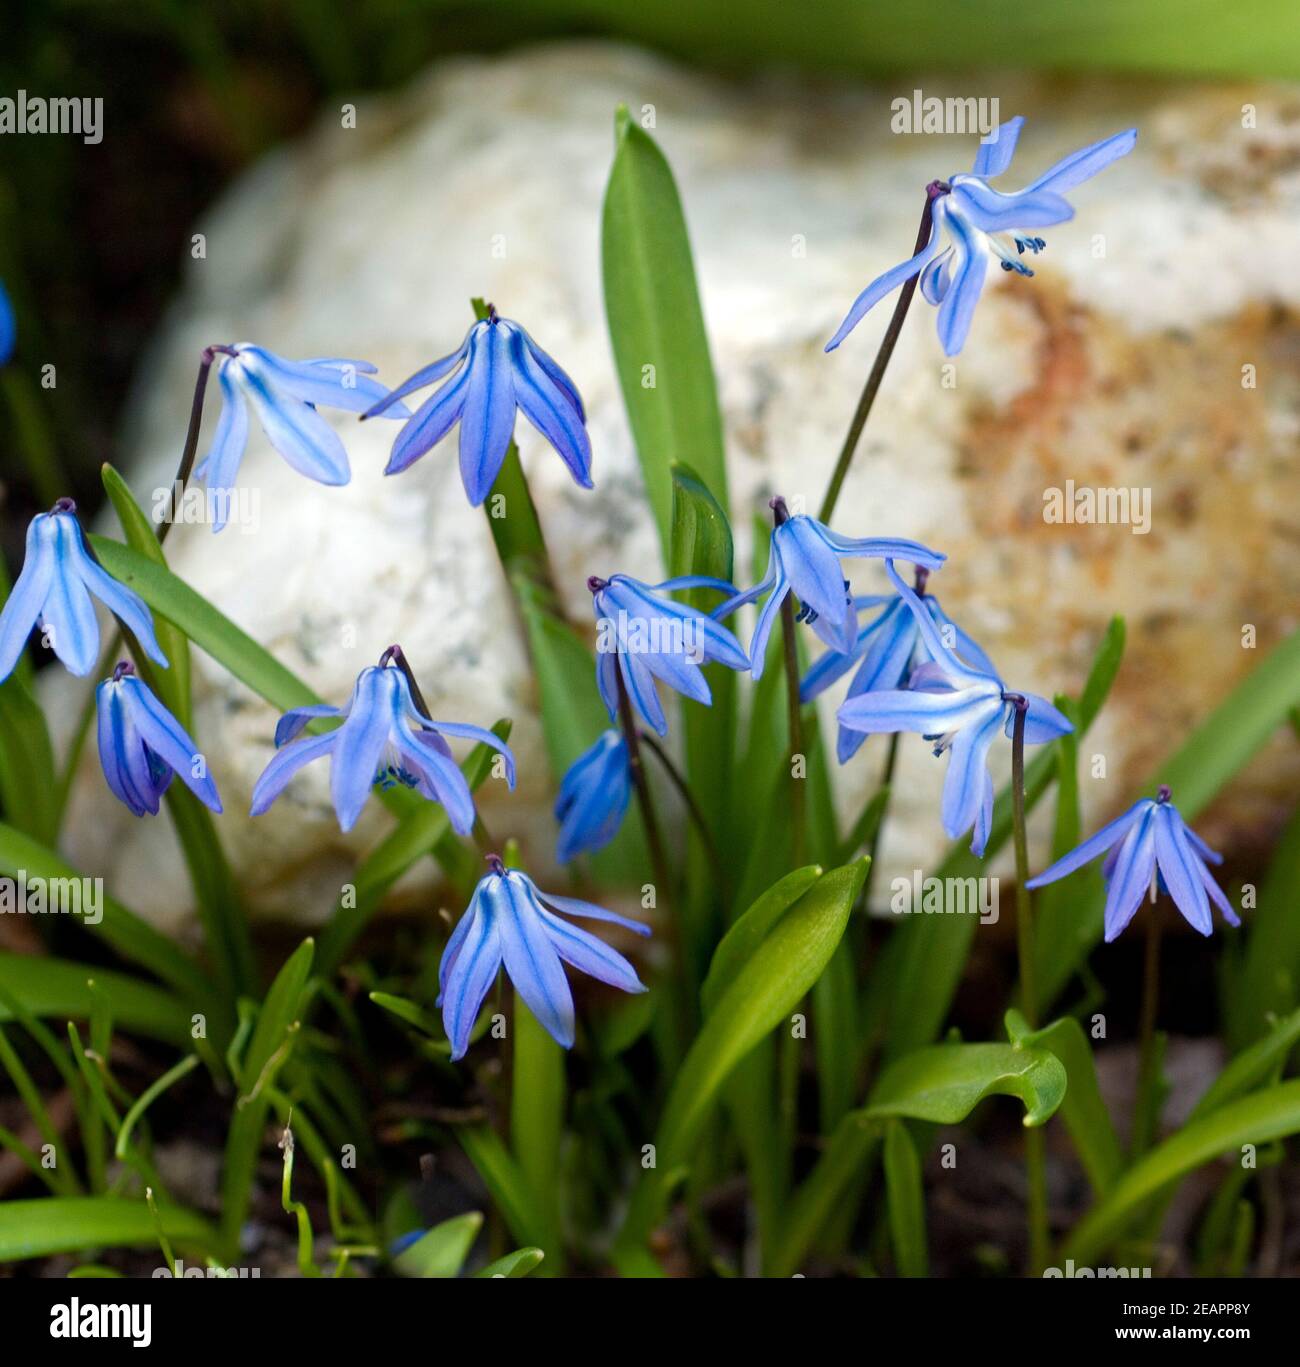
476 1246 545 1278
0 952 191 1046
1189 1004 1300 1123
1228 800 1300 1045
602 106 727 557
457 1126 551 1253
883 1121 928 1277
220 939 315 1249
1062 1079 1300 1266
0 821 220 1026
618 859 866 1258
700 864 822 1012
0 1196 220 1262
101 463 192 729
1005 1009 1122 1196
393 1212 482 1278
884 616 1124 1059
864 1041 1067 1128
510 1000 565 1274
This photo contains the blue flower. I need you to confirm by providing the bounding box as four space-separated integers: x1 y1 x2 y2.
362 307 592 505
837 560 1071 855
1026 786 1239 942
713 504 946 679
96 662 221 817
801 568 997 763
826 118 1137 356
0 500 169 683
197 344 408 531
555 729 632 863
588 573 749 737
438 856 649 1058
0 280 15 365
250 652 515 833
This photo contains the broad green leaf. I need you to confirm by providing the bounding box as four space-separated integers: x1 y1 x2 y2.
220 939 315 1248
700 864 821 1012
602 106 727 556
394 1212 482 1277
618 859 866 1257
1228 801 1300 1046
0 1196 220 1262
1063 1079 1300 1266
885 616 1125 1059
865 1041 1067 1128
1189 1004 1300 1123
0 952 191 1046
101 463 192 728
0 821 219 1026
813 940 858 1132
476 1246 545 1278
1005 1009 1122 1195
883 1120 928 1277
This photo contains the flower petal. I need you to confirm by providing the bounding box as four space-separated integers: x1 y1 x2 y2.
420 719 516 788
1026 799 1151 889
537 907 646 994
971 116 1024 178
385 364 472 476
250 730 336 815
825 229 946 351
328 669 393 831
201 368 251 531
940 707 1003 854
838 686 995 737
507 325 592 489
123 676 222 813
274 703 342 748
242 371 352 485
1025 128 1137 197
1102 809 1158 942
936 206 988 356
496 875 575 1049
97 681 166 816
395 730 477 834
536 890 652 937
949 180 1075 232
239 346 403 416
458 321 517 505
440 893 503 1060
1003 691 1074 745
0 515 55 682
366 330 473 419
519 326 585 421
1153 803 1212 936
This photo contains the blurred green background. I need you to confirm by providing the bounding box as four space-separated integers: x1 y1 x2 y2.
0 0 1296 555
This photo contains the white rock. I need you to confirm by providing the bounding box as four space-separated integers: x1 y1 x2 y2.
54 44 1300 933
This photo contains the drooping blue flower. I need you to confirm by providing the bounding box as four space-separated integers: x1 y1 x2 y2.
588 573 749 737
713 503 946 679
438 856 649 1058
555 729 632 863
837 560 1071 855
1026 786 1239 943
96 662 221 817
801 568 997 763
0 500 169 683
826 118 1137 356
250 651 515 833
0 280 15 365
362 307 592 505
196 344 409 531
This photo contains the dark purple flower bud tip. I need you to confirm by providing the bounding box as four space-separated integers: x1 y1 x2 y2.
769 495 790 525
926 179 951 200
914 566 930 596
586 576 609 595
484 303 498 323
51 497 77 516
485 852 506 876
111 661 135 683
1002 691 1029 711
378 644 403 669
1156 784 1173 804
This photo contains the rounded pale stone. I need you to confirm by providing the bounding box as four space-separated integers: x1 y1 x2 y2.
54 45 1300 933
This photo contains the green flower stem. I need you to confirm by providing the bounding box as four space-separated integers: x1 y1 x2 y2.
1010 697 1049 1274
638 729 721 878
817 189 938 526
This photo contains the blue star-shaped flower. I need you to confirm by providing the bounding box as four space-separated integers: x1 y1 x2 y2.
96 662 222 817
801 568 996 763
0 500 169 682
251 652 514 833
363 307 593 505
826 117 1137 356
588 573 749 737
714 505 946 679
438 856 650 1058
554 729 632 863
198 344 408 530
1027 786 1240 942
837 560 1071 855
